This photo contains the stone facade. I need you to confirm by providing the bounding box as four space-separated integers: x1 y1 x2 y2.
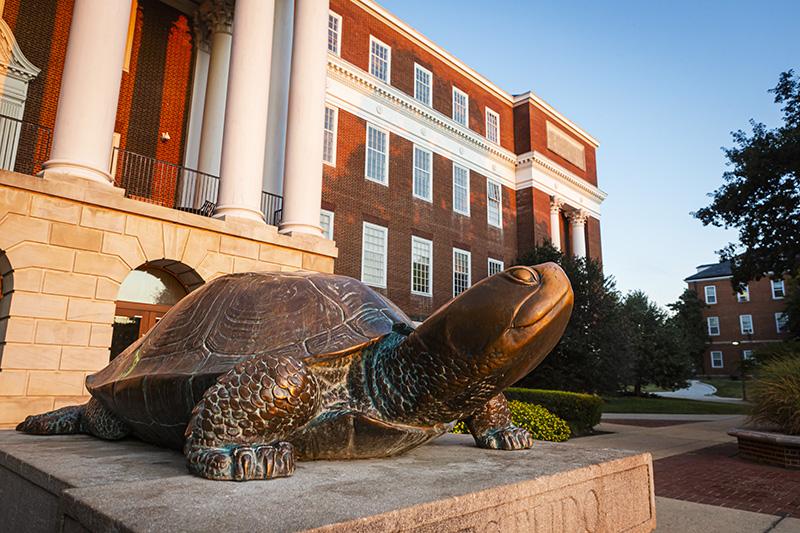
0 170 336 426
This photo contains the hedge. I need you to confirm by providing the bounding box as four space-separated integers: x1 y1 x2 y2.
504 387 603 436
451 400 570 442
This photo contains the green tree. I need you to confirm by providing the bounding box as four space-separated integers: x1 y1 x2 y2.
667 288 709 373
694 70 800 289
621 291 694 395
516 242 627 394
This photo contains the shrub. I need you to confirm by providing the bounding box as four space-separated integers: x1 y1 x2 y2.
504 387 602 436
750 355 800 435
451 400 571 442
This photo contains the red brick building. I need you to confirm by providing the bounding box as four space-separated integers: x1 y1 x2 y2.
2 0 606 323
686 262 791 375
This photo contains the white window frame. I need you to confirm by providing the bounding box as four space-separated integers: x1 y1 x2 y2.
776 312 788 334
361 222 388 288
704 285 717 305
327 11 342 56
485 107 500 144
322 105 338 166
368 35 391 83
742 349 754 360
739 314 754 335
710 351 724 369
736 285 749 303
452 86 469 127
488 258 504 276
453 248 472 298
771 279 785 299
320 209 334 240
486 179 502 228
410 236 433 297
364 123 389 185
452 163 470 216
707 316 720 336
412 145 432 202
413 63 432 107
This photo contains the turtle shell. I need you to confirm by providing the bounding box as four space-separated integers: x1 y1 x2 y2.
87 271 411 448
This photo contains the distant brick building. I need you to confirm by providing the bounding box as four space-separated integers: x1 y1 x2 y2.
685 262 791 375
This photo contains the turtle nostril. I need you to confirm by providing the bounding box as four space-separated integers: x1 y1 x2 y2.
508 266 538 284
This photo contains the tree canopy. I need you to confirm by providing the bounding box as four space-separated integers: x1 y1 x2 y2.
694 70 800 288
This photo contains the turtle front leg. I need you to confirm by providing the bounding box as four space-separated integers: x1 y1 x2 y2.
463 393 534 451
184 354 319 481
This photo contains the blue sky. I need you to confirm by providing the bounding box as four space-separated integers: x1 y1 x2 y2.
379 0 800 307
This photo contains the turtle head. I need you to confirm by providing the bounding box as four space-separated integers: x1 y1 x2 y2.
413 262 573 391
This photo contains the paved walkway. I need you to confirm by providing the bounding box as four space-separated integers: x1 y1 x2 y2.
571 415 800 532
653 379 746 403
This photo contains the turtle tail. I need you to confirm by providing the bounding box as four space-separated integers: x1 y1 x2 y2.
16 398 130 440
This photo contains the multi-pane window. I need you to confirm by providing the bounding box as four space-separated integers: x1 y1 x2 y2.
771 279 786 299
322 106 338 166
485 108 500 144
414 64 432 107
327 12 342 55
742 349 754 360
487 179 502 228
411 236 433 296
704 285 717 304
452 87 468 127
365 123 388 184
740 314 754 335
320 209 334 240
412 145 432 202
736 285 749 302
369 36 391 83
488 258 504 276
361 222 387 287
707 316 720 336
453 248 471 297
710 351 724 368
776 312 789 334
452 163 470 216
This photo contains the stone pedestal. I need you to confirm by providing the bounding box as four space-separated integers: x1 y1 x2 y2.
0 431 655 532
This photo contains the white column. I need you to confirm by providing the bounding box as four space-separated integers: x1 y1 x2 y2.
568 210 588 258
195 0 233 180
42 0 131 185
213 0 276 223
178 16 210 207
262 0 294 197
549 196 563 251
279 0 329 237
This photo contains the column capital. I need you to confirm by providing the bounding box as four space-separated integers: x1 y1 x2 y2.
192 11 213 53
549 196 564 214
566 209 589 225
198 0 234 35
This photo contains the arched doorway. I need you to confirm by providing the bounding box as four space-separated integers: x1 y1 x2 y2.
110 266 189 359
0 251 11 348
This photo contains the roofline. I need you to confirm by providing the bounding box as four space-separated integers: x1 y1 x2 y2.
684 275 733 283
354 0 599 148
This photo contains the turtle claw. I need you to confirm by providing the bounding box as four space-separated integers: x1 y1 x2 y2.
187 442 296 481
476 426 535 451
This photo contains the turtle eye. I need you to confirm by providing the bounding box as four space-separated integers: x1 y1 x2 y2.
507 266 539 285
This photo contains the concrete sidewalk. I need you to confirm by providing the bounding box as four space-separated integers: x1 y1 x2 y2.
571 415 800 532
653 379 746 403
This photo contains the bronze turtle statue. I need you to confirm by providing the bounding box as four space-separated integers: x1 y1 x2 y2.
18 263 573 481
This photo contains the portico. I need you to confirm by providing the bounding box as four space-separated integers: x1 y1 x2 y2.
43 0 328 236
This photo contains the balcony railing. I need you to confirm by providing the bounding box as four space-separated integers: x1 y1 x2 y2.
111 148 283 224
0 114 52 175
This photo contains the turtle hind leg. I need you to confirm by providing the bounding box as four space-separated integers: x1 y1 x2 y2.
184 353 319 481
16 397 130 440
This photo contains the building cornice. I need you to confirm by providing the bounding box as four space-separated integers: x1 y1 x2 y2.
328 55 518 165
516 151 607 203
513 92 599 148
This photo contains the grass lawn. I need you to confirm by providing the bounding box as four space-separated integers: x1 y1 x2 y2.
698 378 746 399
602 396 749 415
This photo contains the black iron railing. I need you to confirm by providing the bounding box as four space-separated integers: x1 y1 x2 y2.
111 148 283 225
0 114 52 176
